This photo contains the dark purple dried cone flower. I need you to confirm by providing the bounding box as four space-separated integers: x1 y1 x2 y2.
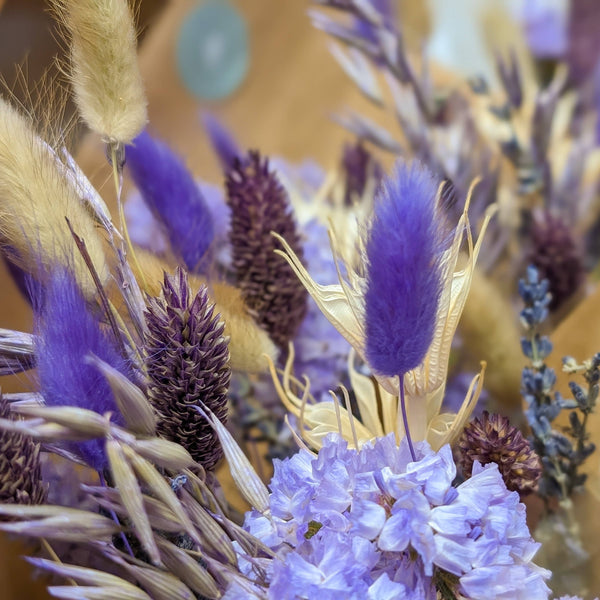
529 211 584 311
226 151 308 349
341 141 383 206
145 269 230 471
458 411 542 494
0 396 47 506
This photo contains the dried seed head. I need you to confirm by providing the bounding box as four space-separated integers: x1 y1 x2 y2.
458 411 542 494
226 151 308 349
528 210 584 311
52 0 147 143
0 396 47 506
145 268 230 470
341 140 382 205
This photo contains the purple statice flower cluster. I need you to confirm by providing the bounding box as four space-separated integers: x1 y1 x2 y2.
231 434 551 599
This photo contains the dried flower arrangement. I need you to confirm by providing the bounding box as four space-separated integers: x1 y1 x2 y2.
0 1 598 599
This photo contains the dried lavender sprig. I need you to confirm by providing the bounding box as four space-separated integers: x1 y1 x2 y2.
561 354 599 491
519 265 593 501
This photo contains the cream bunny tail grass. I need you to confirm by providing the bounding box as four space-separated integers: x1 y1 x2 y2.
0 97 108 296
51 0 147 144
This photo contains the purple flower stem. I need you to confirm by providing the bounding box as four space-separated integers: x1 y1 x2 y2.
400 374 416 462
99 471 135 558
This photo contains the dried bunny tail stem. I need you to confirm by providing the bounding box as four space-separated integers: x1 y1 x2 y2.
0 97 108 296
51 0 147 144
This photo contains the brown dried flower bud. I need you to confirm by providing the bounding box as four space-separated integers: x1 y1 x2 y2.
226 150 308 349
458 411 541 494
145 268 230 471
0 396 47 506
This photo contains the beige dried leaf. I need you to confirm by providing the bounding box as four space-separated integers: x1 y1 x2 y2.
179 488 237 566
47 587 152 600
106 440 161 565
200 405 270 513
84 484 183 534
121 444 202 547
118 562 196 600
157 539 221 599
88 354 157 435
12 404 110 438
0 505 120 540
129 439 196 472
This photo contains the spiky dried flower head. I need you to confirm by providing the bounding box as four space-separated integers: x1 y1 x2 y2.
226 150 308 349
0 396 47 506
145 268 230 470
341 140 383 206
0 97 108 297
51 0 147 143
528 210 584 311
129 246 278 373
458 411 542 494
364 160 448 377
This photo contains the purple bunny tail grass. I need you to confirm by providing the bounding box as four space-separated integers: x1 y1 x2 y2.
226 150 308 350
201 112 243 172
364 160 446 378
34 269 127 471
125 130 214 273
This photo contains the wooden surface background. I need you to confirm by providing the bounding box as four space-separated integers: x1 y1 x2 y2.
0 1 599 598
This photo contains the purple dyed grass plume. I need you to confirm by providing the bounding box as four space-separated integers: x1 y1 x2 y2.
34 269 127 471
364 160 447 378
364 160 448 460
126 130 214 272
226 150 308 349
202 112 243 172
145 268 230 471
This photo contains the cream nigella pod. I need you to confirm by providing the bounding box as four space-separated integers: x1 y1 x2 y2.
272 177 497 451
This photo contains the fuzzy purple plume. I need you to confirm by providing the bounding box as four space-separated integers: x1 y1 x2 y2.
364 161 446 377
126 130 214 272
34 270 127 471
201 112 243 172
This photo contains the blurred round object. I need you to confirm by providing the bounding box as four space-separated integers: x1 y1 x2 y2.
176 1 249 100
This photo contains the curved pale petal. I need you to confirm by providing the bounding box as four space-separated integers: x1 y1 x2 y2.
273 233 365 354
426 363 486 450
